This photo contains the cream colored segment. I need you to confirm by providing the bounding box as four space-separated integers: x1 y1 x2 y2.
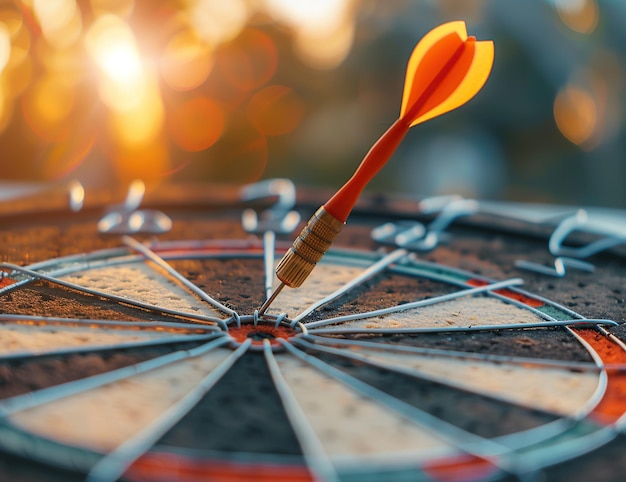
275 352 452 460
355 348 599 417
332 297 543 329
9 348 231 452
269 263 364 317
60 263 223 318
0 324 165 353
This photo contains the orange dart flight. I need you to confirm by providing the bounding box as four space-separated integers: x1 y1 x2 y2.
260 21 494 313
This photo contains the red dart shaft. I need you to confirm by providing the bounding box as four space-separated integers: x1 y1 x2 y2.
324 117 410 222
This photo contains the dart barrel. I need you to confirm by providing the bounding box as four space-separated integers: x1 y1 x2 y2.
275 207 344 288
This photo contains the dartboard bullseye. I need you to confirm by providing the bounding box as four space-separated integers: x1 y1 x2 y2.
0 184 624 482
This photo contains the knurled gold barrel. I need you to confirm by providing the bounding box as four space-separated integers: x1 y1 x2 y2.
275 207 344 288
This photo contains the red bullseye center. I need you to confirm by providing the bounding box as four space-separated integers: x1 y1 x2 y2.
228 317 297 350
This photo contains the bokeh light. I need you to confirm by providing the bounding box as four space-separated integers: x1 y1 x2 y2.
108 79 164 147
555 0 599 34
21 74 74 141
160 29 214 92
189 0 248 45
554 84 597 150
33 0 82 48
246 85 305 137
169 96 223 152
218 28 278 92
0 23 11 73
86 14 146 111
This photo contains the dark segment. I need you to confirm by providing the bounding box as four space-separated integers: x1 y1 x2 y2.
0 281 192 322
307 349 558 438
305 272 459 323
155 351 304 456
0 341 207 399
332 327 594 362
169 258 265 313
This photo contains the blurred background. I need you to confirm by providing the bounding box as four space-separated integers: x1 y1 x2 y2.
0 0 625 208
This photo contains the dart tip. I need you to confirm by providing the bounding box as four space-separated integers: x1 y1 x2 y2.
258 281 285 316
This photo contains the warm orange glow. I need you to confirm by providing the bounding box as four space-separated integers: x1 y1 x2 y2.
189 0 248 44
33 0 75 32
219 28 278 92
264 0 351 36
86 14 148 111
89 0 135 18
0 82 12 134
5 53 32 99
7 17 30 71
555 0 599 34
160 29 214 92
247 85 305 136
109 140 171 184
0 23 10 73
21 75 73 141
554 85 597 148
294 20 354 70
40 130 96 179
0 7 23 37
169 96 224 152
216 116 267 184
109 80 164 147
34 0 82 48
86 15 142 85
264 0 355 69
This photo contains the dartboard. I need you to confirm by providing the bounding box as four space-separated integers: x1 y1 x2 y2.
0 181 624 482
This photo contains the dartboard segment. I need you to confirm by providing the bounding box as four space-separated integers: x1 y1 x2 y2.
59 262 224 320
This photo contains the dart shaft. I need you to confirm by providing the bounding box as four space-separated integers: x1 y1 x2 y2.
258 281 285 315
275 207 344 288
324 118 410 223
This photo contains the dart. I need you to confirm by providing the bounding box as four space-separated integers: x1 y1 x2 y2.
259 21 494 314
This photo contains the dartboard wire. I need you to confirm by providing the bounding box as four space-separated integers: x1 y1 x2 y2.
0 313 219 332
516 425 620 475
300 334 601 372
565 326 626 424
263 339 339 482
0 252 140 294
0 262 228 329
85 338 252 482
303 277 524 329
539 326 614 439
0 334 230 417
279 340 534 480
307 319 618 336
263 230 277 299
0 332 220 362
289 248 408 325
1 247 131 285
595 324 626 354
122 235 237 318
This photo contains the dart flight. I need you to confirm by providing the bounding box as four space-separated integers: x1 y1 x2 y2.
261 21 494 313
